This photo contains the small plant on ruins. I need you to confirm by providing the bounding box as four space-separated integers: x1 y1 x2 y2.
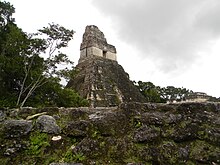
63 149 86 162
26 131 50 156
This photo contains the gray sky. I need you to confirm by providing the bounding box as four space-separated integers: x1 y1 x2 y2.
92 0 220 72
6 0 220 97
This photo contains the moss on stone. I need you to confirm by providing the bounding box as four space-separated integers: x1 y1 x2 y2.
190 140 220 163
0 102 219 164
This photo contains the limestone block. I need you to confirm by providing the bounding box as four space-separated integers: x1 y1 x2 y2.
3 120 33 138
36 115 61 134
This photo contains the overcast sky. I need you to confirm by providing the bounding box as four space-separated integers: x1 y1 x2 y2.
6 0 220 97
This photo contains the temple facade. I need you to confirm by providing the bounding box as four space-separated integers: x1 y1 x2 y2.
79 25 117 62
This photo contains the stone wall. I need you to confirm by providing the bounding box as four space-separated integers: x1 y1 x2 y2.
0 102 219 164
80 47 103 59
80 47 116 61
105 51 117 61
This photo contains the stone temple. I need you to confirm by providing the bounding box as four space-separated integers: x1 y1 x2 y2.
79 25 117 62
67 25 146 107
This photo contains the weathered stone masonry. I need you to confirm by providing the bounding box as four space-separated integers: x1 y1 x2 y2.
1 102 220 164
67 25 146 107
79 25 117 62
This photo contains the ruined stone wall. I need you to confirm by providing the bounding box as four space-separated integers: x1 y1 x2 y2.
0 102 220 164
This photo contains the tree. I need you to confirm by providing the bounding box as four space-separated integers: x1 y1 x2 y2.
0 1 15 27
134 81 193 103
16 23 75 108
134 81 166 103
0 1 88 108
23 78 88 107
0 1 29 106
160 86 193 102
